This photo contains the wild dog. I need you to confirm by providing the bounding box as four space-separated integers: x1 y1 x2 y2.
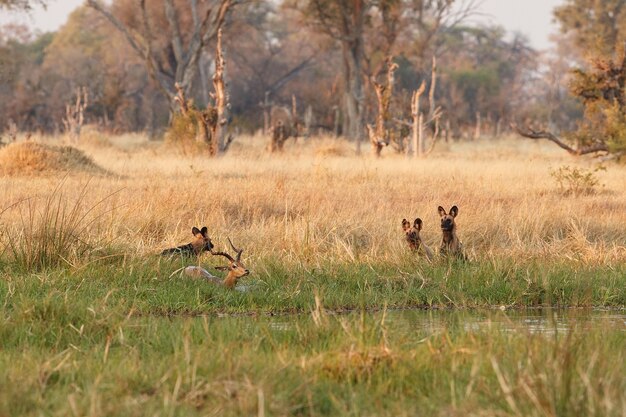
402 218 434 260
438 206 465 259
161 226 214 257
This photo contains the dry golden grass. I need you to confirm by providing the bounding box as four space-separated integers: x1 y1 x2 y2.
1 133 625 266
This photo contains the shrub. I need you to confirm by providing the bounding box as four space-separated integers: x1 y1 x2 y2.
165 108 218 156
550 164 605 196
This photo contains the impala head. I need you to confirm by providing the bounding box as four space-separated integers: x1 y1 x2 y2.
191 226 214 254
438 206 458 232
211 238 249 288
402 218 423 251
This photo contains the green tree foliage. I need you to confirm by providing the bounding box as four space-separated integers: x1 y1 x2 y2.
0 26 54 130
439 26 535 135
555 0 626 156
554 0 626 56
568 47 626 154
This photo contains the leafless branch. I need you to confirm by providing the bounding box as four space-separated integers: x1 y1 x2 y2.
511 123 609 156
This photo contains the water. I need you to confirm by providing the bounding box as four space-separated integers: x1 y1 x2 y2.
261 308 626 336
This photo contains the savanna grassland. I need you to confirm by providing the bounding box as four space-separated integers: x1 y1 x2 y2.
1 134 625 416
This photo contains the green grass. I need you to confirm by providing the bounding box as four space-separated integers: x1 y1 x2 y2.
1 246 625 416
1 304 624 416
1 255 625 320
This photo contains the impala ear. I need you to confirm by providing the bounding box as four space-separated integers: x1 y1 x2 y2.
402 219 411 231
414 218 422 231
438 206 446 217
200 226 208 236
192 227 201 235
214 266 229 271
449 206 458 218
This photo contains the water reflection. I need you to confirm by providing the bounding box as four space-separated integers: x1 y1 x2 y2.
258 308 626 336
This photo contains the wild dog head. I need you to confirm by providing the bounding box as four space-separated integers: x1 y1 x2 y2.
190 226 214 254
402 218 423 251
438 206 458 232
212 238 250 289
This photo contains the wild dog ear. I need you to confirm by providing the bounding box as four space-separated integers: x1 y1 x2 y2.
402 219 411 231
200 226 208 236
438 206 447 217
414 218 423 231
192 227 201 235
449 206 458 218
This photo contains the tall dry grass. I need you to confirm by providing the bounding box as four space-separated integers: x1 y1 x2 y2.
1 133 625 267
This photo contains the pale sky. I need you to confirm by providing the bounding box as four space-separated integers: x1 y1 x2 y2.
1 0 564 50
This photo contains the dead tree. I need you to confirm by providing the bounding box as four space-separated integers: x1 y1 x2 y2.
304 105 314 138
427 56 438 121
211 28 232 154
260 91 272 135
411 81 426 157
424 109 443 155
173 29 233 156
473 112 481 140
252 52 316 134
404 57 442 158
87 0 233 111
265 94 305 153
268 106 300 152
512 124 609 155
1 120 19 147
63 87 88 143
367 58 398 157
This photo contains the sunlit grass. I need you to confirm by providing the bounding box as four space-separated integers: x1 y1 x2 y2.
1 134 625 416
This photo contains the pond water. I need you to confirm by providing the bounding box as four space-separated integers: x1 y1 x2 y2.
262 308 626 336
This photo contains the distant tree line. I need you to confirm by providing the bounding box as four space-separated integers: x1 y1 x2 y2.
0 0 623 155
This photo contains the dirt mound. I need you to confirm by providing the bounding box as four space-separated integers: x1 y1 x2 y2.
0 141 109 176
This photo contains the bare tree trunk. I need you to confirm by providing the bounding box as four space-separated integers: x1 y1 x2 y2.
198 51 211 107
411 82 426 158
333 105 340 137
418 113 425 156
291 95 298 142
261 91 271 135
211 28 229 155
342 40 365 154
304 105 314 138
369 58 398 156
473 112 481 140
63 87 88 143
427 56 437 120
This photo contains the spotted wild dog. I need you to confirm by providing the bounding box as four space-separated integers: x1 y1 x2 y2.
402 218 434 260
438 206 465 259
161 226 214 257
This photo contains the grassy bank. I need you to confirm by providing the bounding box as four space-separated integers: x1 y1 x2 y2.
1 307 624 416
1 257 625 319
